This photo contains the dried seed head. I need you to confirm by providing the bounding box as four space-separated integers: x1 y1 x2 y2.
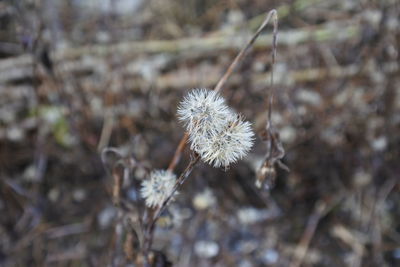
140 170 176 208
177 88 232 134
177 88 254 169
197 114 254 168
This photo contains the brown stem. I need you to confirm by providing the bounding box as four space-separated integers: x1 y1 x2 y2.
290 195 344 267
155 154 199 226
214 9 278 94
167 132 189 171
267 10 278 124
290 201 326 267
167 9 279 172
142 154 200 264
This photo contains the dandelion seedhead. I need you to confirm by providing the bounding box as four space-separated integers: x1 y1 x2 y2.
178 88 254 168
177 89 231 134
140 170 176 208
198 114 254 168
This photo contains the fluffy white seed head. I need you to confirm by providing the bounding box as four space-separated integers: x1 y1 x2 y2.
140 170 176 208
177 88 232 134
177 88 254 168
196 114 254 168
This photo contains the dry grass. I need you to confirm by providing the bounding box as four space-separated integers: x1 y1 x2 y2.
0 0 399 266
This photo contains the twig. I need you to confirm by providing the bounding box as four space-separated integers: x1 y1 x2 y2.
254 10 286 190
45 222 88 239
371 178 397 264
101 147 148 265
267 10 278 122
290 201 326 267
331 224 365 267
290 195 344 267
167 132 189 171
156 154 200 225
97 110 115 152
214 10 278 93
143 154 200 264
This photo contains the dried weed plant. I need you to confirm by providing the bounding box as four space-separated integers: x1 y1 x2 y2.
101 9 284 266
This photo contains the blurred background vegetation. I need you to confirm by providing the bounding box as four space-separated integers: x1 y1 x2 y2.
0 0 399 266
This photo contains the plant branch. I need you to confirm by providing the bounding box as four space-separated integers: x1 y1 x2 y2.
214 9 278 93
167 9 279 172
167 132 189 171
142 154 200 263
268 10 278 123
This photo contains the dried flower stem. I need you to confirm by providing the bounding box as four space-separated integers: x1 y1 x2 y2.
214 9 278 94
255 10 286 189
167 132 189 171
142 154 200 264
168 9 279 172
155 154 199 226
267 10 278 123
